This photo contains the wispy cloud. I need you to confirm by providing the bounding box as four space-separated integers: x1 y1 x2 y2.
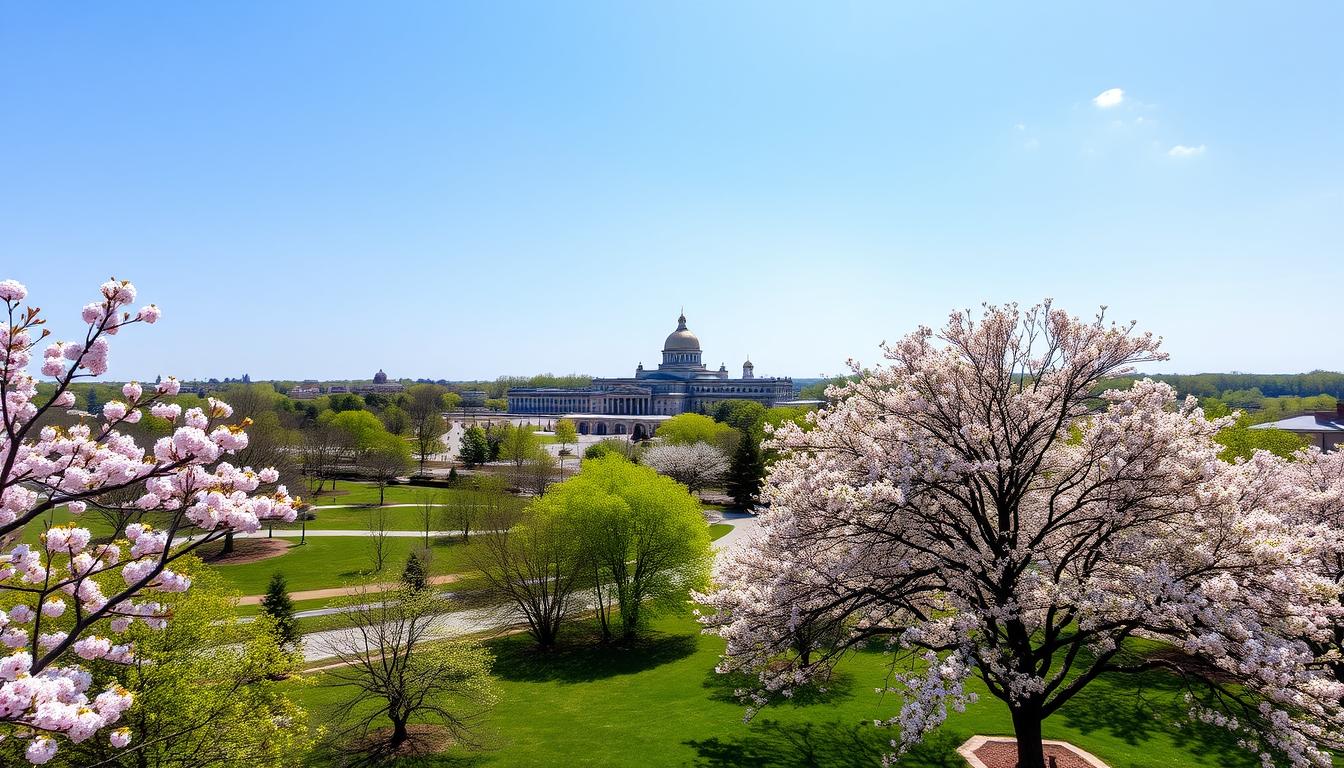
1093 88 1124 108
1168 144 1206 157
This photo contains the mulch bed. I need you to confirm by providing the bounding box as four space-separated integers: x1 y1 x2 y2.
196 537 292 565
358 725 453 758
973 739 1095 768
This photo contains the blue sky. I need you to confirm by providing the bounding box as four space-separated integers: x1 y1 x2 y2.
2 2 1340 381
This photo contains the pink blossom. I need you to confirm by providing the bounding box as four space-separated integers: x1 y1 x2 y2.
0 279 27 302
135 304 160 323
25 736 57 764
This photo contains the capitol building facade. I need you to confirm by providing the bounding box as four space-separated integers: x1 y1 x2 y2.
507 313 793 437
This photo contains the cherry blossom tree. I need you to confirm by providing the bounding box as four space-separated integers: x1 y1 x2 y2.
696 302 1344 768
0 278 297 764
641 441 729 496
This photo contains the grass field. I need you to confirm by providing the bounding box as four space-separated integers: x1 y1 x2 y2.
293 501 525 532
303 480 472 507
288 610 1263 768
207 535 477 596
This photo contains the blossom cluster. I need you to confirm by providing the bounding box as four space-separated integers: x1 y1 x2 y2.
1 278 297 763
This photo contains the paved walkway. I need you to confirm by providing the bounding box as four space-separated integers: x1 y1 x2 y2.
234 529 480 539
237 574 462 606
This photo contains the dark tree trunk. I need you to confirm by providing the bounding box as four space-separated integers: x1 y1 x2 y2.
1011 705 1046 768
221 529 235 556
390 717 409 748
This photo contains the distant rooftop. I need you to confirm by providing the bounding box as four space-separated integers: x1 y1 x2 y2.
1251 407 1344 433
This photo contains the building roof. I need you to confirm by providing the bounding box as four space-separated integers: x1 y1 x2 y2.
1251 414 1344 433
662 312 701 351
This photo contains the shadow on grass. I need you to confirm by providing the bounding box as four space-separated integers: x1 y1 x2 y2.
686 720 964 768
1058 668 1260 768
486 630 700 683
702 667 858 708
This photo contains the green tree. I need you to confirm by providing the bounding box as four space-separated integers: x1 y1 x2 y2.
484 397 508 411
726 429 767 509
584 439 633 460
46 565 310 768
326 408 387 455
260 572 299 648
711 400 766 434
402 548 430 591
655 412 739 452
470 500 584 648
460 425 491 467
380 404 410 435
554 418 578 467
545 455 712 642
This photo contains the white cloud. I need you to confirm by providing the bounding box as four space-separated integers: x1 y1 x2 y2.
1093 88 1124 108
1015 122 1026 132
1168 144 1206 157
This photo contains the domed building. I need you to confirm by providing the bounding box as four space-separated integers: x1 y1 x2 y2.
507 312 793 438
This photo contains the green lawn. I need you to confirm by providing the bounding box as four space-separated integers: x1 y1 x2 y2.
707 523 733 541
295 501 525 531
304 480 467 507
205 535 478 596
289 611 1263 768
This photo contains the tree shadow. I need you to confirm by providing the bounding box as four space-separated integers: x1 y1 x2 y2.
486 630 700 683
685 719 964 768
1058 669 1260 767
702 667 857 708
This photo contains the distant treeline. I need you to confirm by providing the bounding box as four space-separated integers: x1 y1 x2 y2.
1107 371 1344 400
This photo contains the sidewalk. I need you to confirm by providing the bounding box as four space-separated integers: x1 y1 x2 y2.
237 573 462 606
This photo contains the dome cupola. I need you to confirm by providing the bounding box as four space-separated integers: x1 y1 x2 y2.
662 312 701 352
659 311 705 371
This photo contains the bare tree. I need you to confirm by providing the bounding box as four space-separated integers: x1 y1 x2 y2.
324 588 496 760
521 451 556 497
363 434 411 505
641 441 729 495
367 506 390 573
417 490 441 548
406 383 449 475
300 418 343 494
469 506 586 648
442 475 505 543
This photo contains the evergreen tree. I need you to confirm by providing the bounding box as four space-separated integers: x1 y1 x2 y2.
260 572 298 647
726 430 766 509
85 387 100 414
448 466 459 484
460 425 491 467
402 549 430 591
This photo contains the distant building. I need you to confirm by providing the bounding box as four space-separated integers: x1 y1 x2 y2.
289 381 322 400
1251 404 1344 451
353 369 405 395
508 312 792 437
460 390 488 408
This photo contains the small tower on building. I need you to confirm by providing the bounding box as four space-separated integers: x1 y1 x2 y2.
742 356 755 379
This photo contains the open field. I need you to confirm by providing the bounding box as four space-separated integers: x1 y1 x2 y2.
302 480 485 507
204 535 476 596
288 610 1263 768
